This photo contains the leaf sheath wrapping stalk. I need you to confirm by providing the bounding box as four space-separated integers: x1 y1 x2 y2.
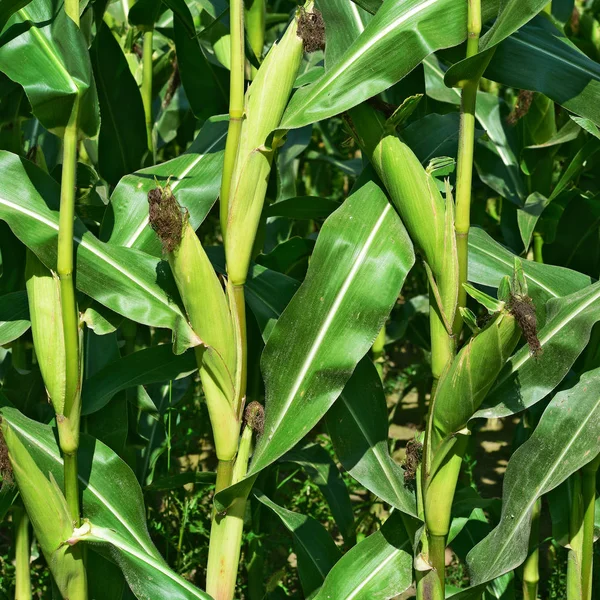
225 8 306 285
1 420 86 598
25 250 66 414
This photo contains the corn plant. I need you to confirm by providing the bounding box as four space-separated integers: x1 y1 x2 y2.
0 0 600 599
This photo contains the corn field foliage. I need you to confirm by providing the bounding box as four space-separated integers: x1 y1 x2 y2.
0 0 599 599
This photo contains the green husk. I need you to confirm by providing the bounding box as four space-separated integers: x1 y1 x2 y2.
149 184 239 460
225 4 308 285
25 250 66 414
1 419 86 598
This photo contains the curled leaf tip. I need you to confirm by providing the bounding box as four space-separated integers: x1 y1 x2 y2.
0 419 13 486
148 184 185 253
297 8 325 53
244 401 265 435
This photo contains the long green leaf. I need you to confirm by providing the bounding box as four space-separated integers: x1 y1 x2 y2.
249 181 414 475
0 406 163 559
313 512 412 600
468 227 592 306
484 16 600 127
254 489 341 597
71 525 210 600
106 116 227 256
325 358 417 517
81 345 197 416
0 290 29 345
282 443 355 544
90 22 147 186
0 152 197 354
476 281 600 419
280 0 467 129
317 0 371 69
462 368 600 591
0 0 99 136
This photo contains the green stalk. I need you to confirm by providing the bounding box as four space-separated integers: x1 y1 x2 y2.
219 0 245 238
568 472 584 600
141 29 154 156
581 455 600 600
56 102 82 526
14 507 32 600
533 232 544 263
523 498 541 600
454 0 481 334
206 425 254 600
372 325 386 378
245 0 265 79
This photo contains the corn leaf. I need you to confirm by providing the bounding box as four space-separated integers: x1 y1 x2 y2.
249 180 414 475
0 151 198 354
325 358 417 516
0 0 99 136
455 368 600 594
313 511 413 600
90 22 147 186
254 489 342 597
106 116 228 256
0 406 164 559
0 290 29 345
281 0 467 130
477 280 600 420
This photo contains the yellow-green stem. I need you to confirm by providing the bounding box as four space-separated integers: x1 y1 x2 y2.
372 325 386 378
581 455 600 600
523 498 541 600
533 232 544 264
245 0 265 79
219 0 245 238
207 427 253 600
57 105 82 525
142 29 154 156
14 507 31 600
568 472 584 600
454 0 482 335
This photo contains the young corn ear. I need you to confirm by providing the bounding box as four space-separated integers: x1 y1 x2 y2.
1 419 86 597
430 290 522 446
225 2 312 285
149 185 239 460
25 250 66 414
347 103 459 378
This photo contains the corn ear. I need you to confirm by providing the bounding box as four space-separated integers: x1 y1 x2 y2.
431 306 521 445
25 250 66 414
225 4 308 285
1 419 86 597
149 185 239 459
372 136 459 330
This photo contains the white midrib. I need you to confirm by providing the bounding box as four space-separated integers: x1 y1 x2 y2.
341 394 407 506
480 391 600 581
10 419 157 556
123 130 227 248
93 527 207 598
288 0 441 113
349 2 366 35
265 203 392 442
0 196 179 315
499 282 600 378
345 547 403 600
18 8 78 95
